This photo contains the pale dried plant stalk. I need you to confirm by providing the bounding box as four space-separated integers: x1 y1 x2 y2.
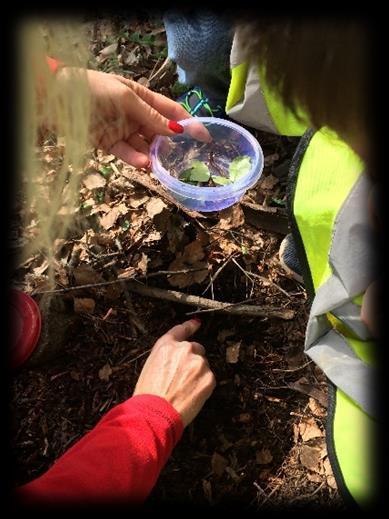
19 19 92 286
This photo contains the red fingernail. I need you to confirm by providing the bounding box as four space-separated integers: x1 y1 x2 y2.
192 317 201 325
168 120 184 134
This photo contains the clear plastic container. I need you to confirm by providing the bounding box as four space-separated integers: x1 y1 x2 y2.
150 117 264 212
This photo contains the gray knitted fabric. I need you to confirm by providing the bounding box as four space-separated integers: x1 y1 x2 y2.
163 10 233 102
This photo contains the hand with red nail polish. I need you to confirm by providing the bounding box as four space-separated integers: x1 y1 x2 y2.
57 68 194 169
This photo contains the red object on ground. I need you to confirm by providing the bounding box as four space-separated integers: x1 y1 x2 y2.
16 395 183 505
11 289 42 368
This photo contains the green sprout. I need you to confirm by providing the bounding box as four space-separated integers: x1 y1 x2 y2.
179 155 252 187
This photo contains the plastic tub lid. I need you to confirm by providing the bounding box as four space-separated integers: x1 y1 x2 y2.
11 289 42 369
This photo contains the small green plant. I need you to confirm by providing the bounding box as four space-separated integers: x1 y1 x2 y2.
129 32 155 46
179 155 252 187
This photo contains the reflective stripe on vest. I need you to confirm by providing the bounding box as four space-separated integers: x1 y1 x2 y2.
225 26 308 136
291 128 376 506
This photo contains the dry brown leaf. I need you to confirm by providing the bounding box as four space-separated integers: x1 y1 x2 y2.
322 456 334 479
165 214 189 253
202 479 212 503
143 230 162 243
197 229 210 246
82 172 106 190
98 363 112 382
91 203 111 215
218 205 245 230
226 341 241 363
264 153 279 166
117 266 136 279
323 460 337 490
74 297 95 314
299 445 322 473
73 265 104 285
236 413 252 423
260 174 279 190
33 260 49 277
217 329 235 343
289 378 328 408
259 469 271 481
99 42 118 56
99 203 128 229
135 253 148 275
216 237 241 256
307 472 322 483
124 48 140 66
129 192 150 208
308 397 327 417
211 452 228 476
293 422 300 444
182 240 205 264
100 154 116 164
152 207 171 232
90 232 114 247
298 417 323 442
105 283 123 301
146 197 168 218
100 207 121 230
167 255 208 288
256 448 273 465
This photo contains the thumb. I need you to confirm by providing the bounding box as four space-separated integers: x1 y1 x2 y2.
162 318 201 342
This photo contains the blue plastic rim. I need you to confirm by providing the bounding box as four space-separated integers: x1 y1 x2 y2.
150 117 264 212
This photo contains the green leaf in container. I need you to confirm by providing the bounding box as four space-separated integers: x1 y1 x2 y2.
213 176 231 186
229 155 252 182
180 160 211 182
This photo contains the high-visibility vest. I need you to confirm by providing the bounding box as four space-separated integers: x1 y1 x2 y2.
226 27 377 507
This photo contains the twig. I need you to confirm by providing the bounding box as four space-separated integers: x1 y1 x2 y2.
232 257 255 284
186 296 260 316
121 167 205 219
33 268 208 295
202 255 233 295
125 281 295 320
272 360 312 373
291 481 325 502
148 57 171 83
232 258 291 298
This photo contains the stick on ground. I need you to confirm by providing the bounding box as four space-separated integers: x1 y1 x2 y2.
125 281 295 320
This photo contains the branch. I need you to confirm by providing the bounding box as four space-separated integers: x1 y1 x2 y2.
125 281 295 320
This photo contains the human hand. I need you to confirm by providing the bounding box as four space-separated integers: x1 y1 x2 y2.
58 68 211 168
133 319 216 427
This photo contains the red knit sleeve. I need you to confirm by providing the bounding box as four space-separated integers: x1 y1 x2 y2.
15 395 184 506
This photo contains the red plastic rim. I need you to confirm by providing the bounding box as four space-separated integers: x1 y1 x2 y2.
11 289 42 368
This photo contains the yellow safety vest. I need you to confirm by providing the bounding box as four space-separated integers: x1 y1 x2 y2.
225 27 377 507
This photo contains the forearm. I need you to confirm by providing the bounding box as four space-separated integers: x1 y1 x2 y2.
16 395 183 506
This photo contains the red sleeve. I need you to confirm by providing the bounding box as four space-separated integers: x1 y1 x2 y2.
16 394 183 506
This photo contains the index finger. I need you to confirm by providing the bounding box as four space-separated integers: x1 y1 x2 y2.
116 75 191 122
116 76 211 143
162 319 201 342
